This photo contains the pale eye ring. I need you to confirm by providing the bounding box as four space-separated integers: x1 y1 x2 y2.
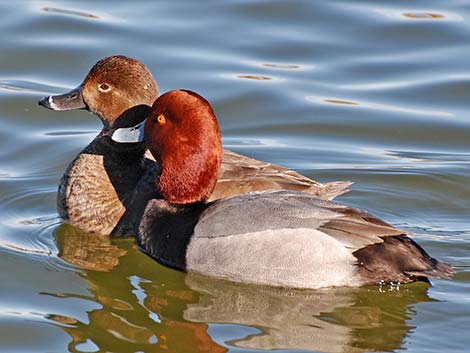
98 83 111 92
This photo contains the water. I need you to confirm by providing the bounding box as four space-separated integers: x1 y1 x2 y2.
0 1 469 352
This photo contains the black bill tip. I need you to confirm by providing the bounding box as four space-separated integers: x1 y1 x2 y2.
38 95 53 109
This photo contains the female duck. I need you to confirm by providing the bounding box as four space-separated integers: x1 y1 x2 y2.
138 90 453 288
38 55 350 236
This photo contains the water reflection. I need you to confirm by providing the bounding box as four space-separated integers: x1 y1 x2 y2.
185 274 432 352
402 12 445 20
242 60 310 71
41 7 99 20
221 73 284 82
307 95 452 117
55 225 126 272
53 225 434 353
323 98 359 106
53 224 227 352
237 74 272 81
375 8 462 21
262 63 300 69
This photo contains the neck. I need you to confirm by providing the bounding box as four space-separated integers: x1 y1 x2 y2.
138 198 209 270
89 131 147 158
158 140 222 204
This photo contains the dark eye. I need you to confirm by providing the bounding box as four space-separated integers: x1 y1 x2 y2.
98 83 111 92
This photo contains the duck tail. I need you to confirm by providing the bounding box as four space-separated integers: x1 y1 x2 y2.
316 180 353 200
354 235 455 284
405 260 454 279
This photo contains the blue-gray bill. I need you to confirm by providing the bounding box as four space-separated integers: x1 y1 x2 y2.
38 85 86 111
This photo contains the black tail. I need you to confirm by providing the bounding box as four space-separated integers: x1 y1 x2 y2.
354 235 454 284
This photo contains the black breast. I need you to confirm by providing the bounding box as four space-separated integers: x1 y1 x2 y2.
137 199 209 271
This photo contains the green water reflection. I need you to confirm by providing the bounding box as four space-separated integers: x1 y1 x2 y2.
52 224 433 353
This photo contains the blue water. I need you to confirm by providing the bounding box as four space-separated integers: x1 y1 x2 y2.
0 1 469 352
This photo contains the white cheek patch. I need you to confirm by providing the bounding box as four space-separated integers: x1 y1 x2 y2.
111 120 146 143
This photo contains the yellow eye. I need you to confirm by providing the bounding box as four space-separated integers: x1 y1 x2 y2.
157 114 166 125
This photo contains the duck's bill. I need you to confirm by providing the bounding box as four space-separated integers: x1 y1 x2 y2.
110 120 146 143
38 85 86 111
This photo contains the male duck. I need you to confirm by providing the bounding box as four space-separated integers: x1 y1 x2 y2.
137 89 453 288
39 55 350 236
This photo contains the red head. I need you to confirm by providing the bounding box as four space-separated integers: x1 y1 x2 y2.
145 90 222 204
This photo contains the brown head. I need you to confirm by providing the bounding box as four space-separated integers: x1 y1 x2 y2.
39 55 159 129
144 90 223 204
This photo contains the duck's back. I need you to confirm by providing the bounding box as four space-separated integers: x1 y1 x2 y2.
212 150 351 201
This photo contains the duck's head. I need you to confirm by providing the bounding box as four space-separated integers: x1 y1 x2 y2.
144 90 222 204
39 55 158 132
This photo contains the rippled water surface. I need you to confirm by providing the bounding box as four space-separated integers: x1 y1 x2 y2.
0 1 469 352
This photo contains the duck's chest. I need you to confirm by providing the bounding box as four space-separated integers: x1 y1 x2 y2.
58 153 129 235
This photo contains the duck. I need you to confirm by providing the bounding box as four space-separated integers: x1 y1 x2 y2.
38 55 351 236
137 89 454 288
